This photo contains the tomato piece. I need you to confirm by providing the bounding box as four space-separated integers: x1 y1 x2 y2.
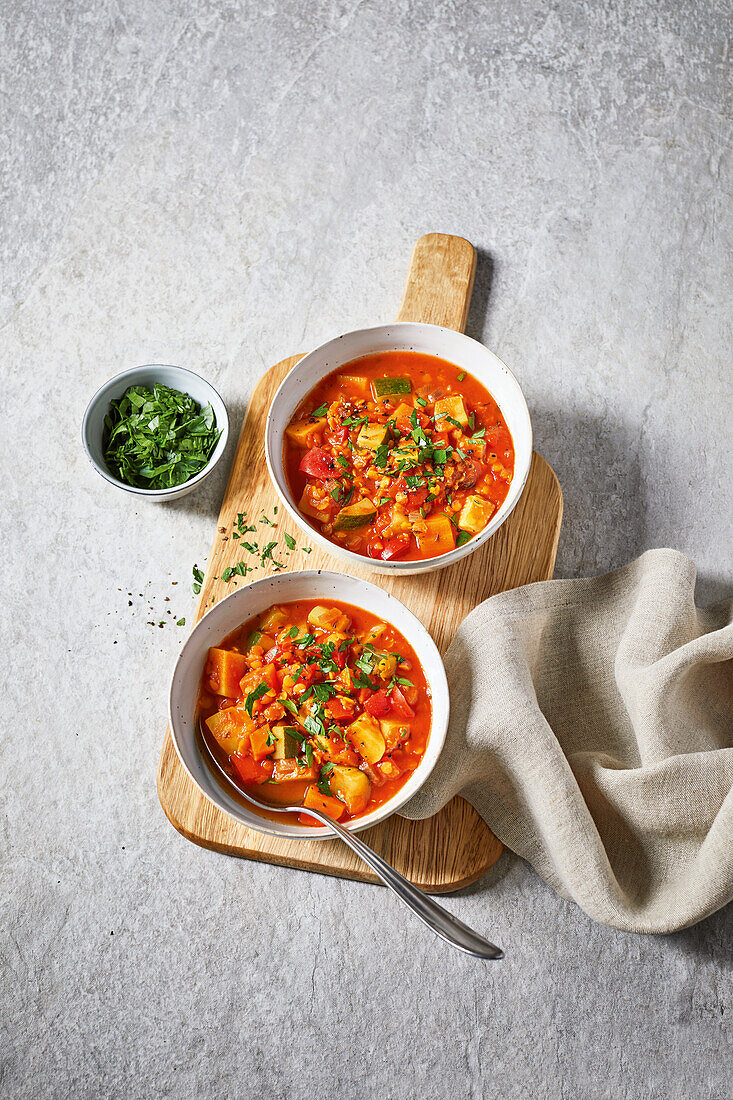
328 696 356 721
405 485 428 508
389 685 415 718
231 753 274 784
364 689 391 717
381 535 410 561
387 749 420 773
367 536 385 559
299 447 340 479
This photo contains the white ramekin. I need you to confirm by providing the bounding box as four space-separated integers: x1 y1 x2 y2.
82 363 229 503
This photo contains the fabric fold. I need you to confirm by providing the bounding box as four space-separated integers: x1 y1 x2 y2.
401 549 733 933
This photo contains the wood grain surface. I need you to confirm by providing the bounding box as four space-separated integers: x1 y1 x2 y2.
156 233 563 892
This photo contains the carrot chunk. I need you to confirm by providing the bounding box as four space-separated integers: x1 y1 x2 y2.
231 754 273 785
301 786 346 821
249 726 275 761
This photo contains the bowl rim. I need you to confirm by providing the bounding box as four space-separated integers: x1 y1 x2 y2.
81 363 230 498
264 322 533 573
167 569 450 838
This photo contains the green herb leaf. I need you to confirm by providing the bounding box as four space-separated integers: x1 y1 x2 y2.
284 532 296 550
103 384 221 490
245 682 269 717
310 402 328 418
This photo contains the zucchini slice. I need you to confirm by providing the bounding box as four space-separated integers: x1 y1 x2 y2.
371 376 412 399
356 422 389 451
334 499 377 531
271 724 301 760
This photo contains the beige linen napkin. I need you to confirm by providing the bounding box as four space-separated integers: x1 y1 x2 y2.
401 549 733 933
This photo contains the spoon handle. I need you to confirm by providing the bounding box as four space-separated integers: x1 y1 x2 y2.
310 810 503 960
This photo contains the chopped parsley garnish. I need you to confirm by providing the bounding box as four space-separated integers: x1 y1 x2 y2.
373 444 390 469
310 402 328 418
245 682 269 717
457 372 466 381
192 564 204 594
317 762 335 796
284 532 296 550
457 530 472 547
103 383 221 490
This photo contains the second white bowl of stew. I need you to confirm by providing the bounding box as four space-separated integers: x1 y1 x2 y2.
265 323 533 574
169 570 449 838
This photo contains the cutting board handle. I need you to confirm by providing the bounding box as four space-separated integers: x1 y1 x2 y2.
394 233 477 333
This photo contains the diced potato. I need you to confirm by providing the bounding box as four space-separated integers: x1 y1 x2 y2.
285 418 327 446
299 487 331 524
205 706 250 756
329 765 371 815
434 395 469 427
307 605 340 631
206 648 248 697
341 375 369 397
259 607 289 632
271 724 300 760
346 714 386 764
357 422 389 450
458 494 495 535
416 514 455 555
379 717 410 751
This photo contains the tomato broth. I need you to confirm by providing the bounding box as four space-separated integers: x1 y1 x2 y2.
196 598 431 826
283 351 515 562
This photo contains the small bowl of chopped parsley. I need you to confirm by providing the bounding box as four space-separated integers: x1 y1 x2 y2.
82 364 229 501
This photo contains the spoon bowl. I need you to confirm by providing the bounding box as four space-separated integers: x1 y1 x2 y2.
200 731 503 961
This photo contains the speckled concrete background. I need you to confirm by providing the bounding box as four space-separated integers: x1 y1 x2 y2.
2 2 731 1097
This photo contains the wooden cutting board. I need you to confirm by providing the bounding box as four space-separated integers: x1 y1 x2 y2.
157 233 563 892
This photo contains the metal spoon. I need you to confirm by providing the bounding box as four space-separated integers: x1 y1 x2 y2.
201 737 503 961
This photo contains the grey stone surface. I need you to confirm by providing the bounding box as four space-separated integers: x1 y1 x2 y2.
1 1 731 1097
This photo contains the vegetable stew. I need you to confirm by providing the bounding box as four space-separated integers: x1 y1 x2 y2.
197 599 431 825
283 351 514 561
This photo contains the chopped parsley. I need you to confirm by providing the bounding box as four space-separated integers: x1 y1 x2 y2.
103 383 221 490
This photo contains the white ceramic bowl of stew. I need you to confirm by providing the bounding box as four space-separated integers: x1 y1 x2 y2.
168 570 449 839
264 323 533 574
